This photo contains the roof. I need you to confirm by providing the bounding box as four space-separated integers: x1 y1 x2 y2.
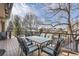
38 24 53 29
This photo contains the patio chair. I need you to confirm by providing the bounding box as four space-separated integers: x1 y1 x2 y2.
25 31 33 37
42 38 64 56
0 49 6 56
33 32 40 36
40 33 45 37
17 37 38 56
40 34 53 48
18 34 33 46
41 40 52 48
25 38 33 46
45 34 53 40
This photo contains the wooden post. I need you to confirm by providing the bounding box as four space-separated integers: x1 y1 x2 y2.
58 33 60 39
1 20 5 32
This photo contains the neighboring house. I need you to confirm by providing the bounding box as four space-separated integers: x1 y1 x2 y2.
72 21 79 33
38 24 54 32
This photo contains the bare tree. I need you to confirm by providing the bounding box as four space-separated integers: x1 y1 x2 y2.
44 3 79 39
23 12 43 31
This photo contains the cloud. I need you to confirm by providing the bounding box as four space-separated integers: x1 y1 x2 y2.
12 3 32 17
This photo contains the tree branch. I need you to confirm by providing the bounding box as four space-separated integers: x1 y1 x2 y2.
53 23 68 27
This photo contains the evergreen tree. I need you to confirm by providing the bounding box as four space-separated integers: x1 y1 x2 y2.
13 15 22 36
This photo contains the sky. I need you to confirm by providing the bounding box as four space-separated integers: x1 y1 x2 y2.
11 3 79 28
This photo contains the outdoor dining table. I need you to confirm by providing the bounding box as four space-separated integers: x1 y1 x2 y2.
25 36 50 56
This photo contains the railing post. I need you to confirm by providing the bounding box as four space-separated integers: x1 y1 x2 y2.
58 33 60 39
75 40 79 52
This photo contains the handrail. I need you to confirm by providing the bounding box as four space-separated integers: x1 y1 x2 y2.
33 31 79 35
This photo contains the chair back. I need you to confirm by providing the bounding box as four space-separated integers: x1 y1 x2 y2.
34 32 40 36
54 38 64 56
17 37 23 45
25 32 33 36
17 37 29 55
40 33 45 37
46 34 53 40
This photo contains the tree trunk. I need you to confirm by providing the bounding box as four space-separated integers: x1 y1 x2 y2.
67 3 72 34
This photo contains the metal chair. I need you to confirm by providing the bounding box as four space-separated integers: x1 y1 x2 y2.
17 37 38 56
42 38 64 56
33 32 40 36
45 34 53 40
25 38 33 46
40 33 45 37
25 32 33 36
18 35 33 46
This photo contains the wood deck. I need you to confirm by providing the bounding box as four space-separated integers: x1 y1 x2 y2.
0 36 79 56
0 37 19 56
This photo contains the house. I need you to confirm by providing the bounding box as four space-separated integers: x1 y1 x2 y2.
0 3 13 32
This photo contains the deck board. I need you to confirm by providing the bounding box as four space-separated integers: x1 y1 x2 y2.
0 37 19 56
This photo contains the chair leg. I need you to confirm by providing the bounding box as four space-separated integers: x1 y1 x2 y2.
18 46 20 56
20 49 23 56
17 46 23 56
